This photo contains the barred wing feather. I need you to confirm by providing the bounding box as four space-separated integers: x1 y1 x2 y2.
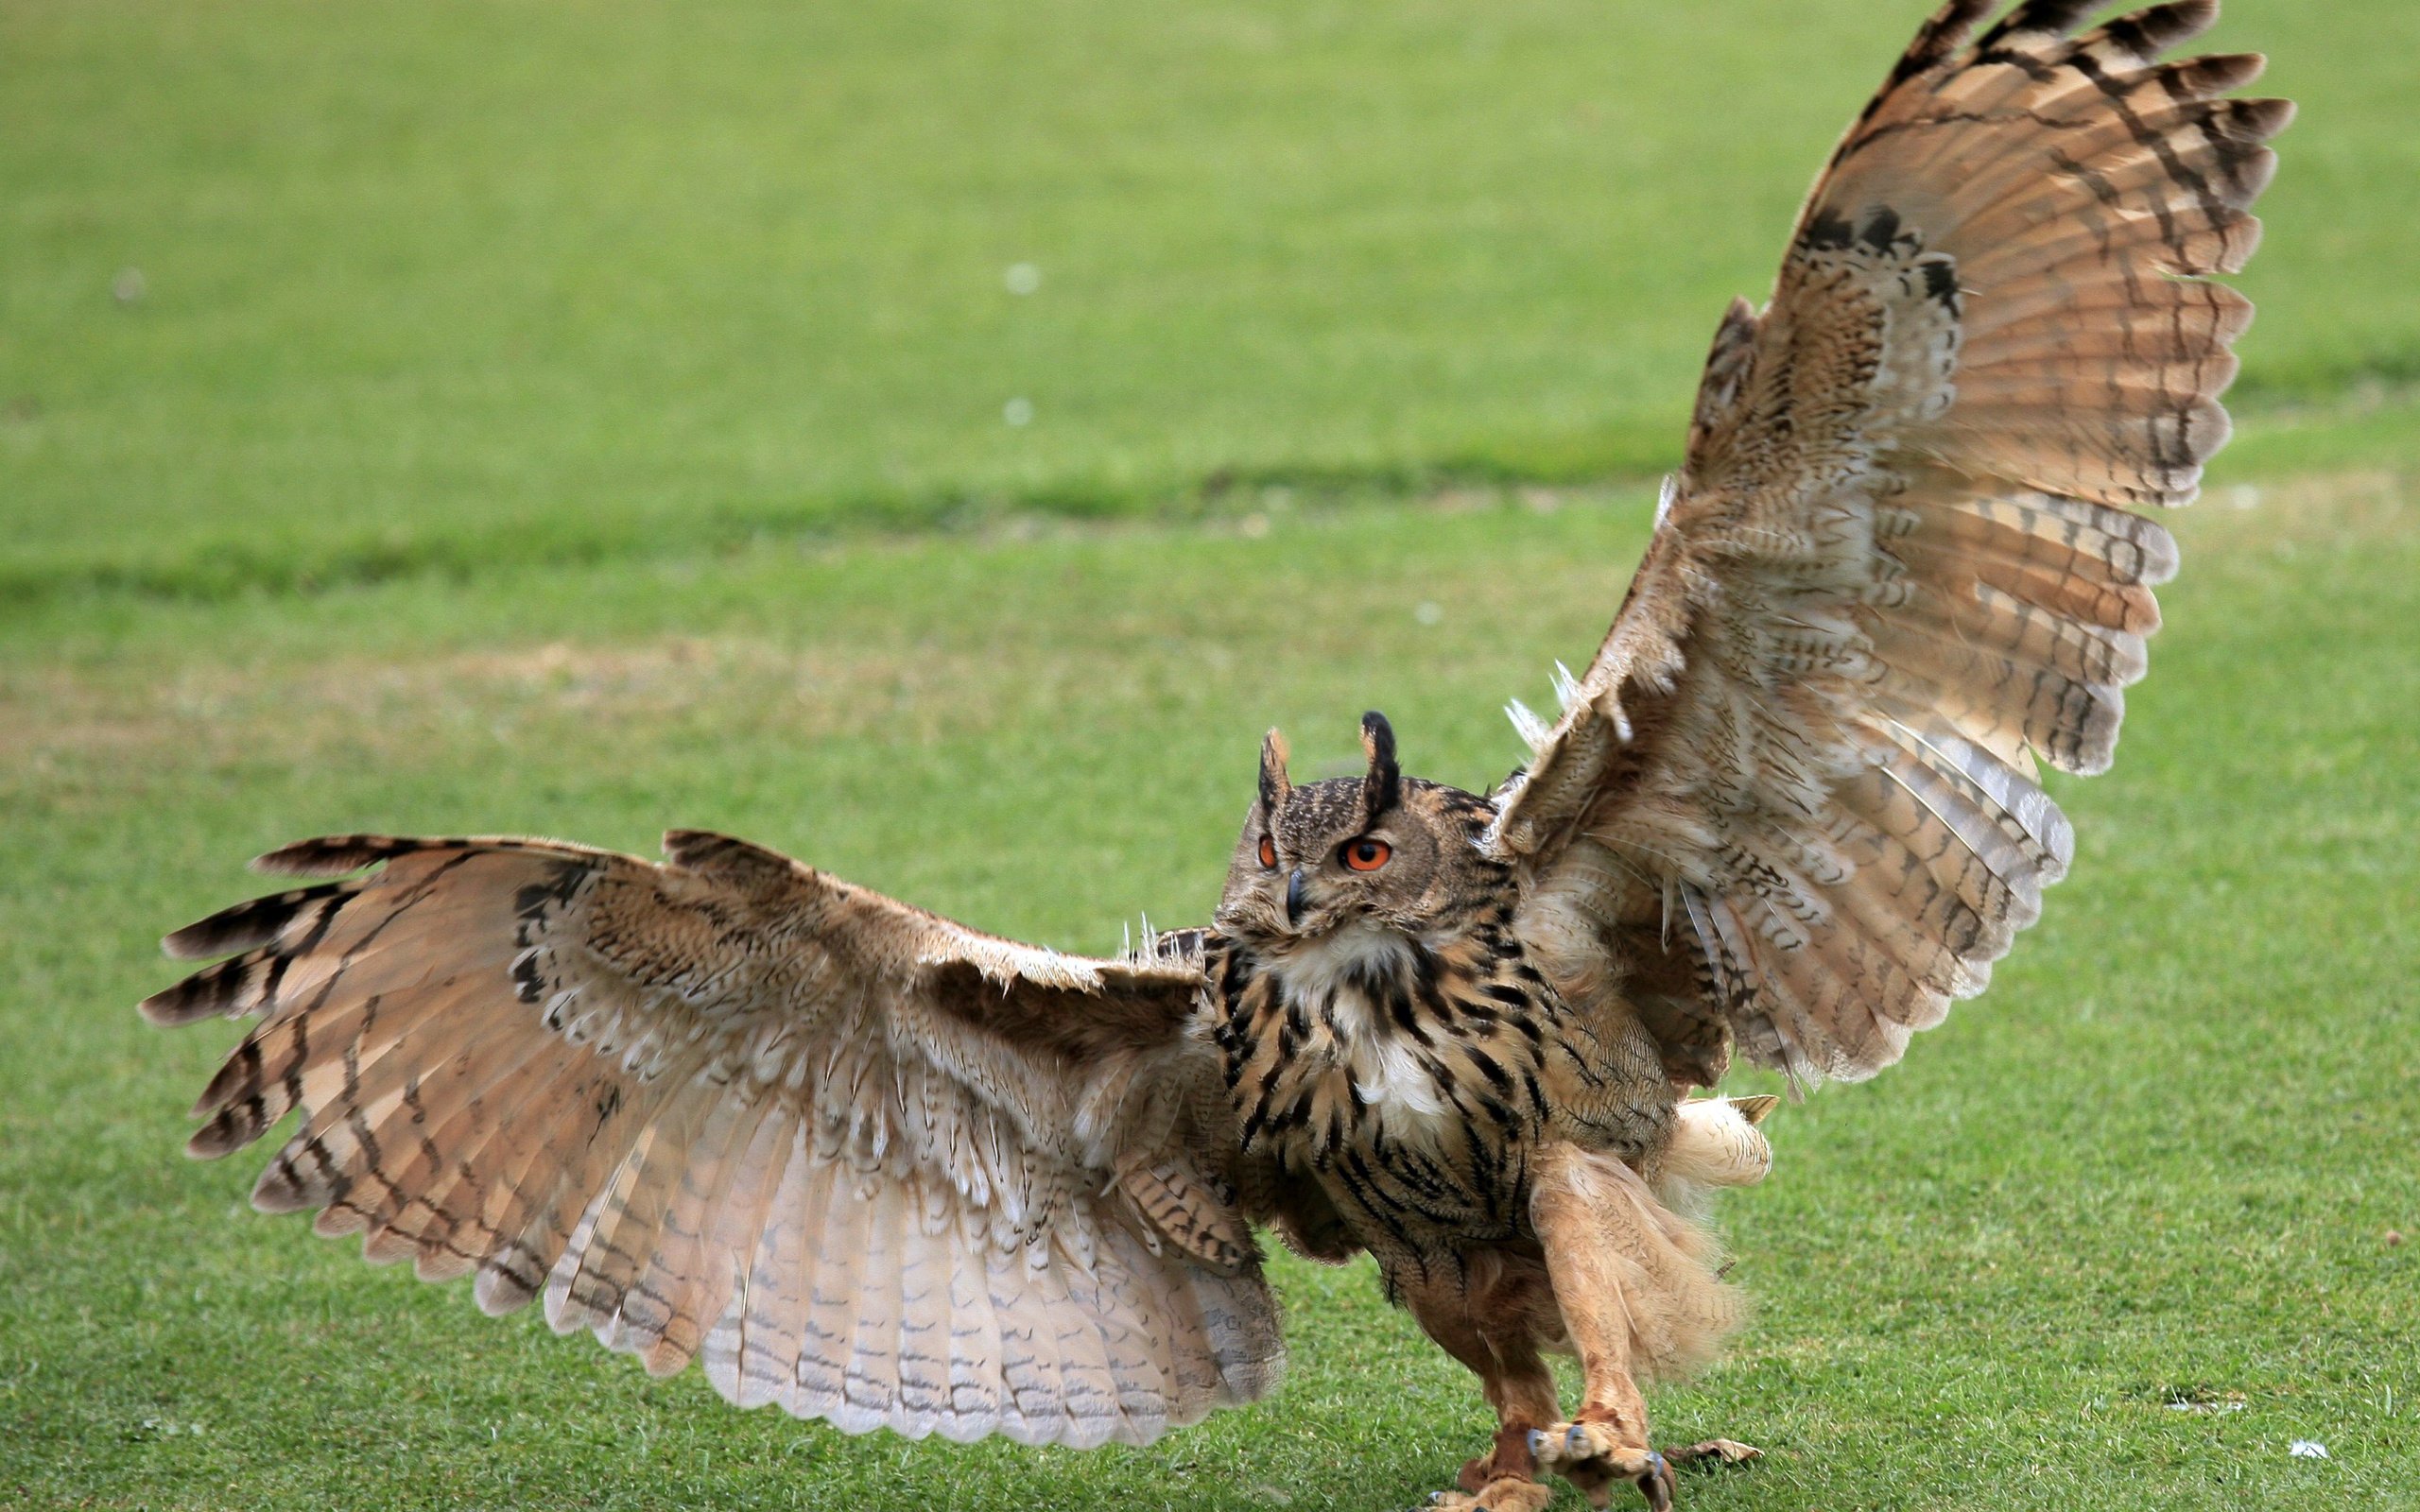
143 831 1281 1448
1493 0 2289 1084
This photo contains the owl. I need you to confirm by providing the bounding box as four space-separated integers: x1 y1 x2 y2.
142 4 2287 1508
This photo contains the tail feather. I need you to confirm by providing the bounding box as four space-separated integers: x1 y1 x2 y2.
1668 1098 1776 1188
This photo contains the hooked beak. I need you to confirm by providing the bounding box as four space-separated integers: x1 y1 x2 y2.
1285 868 1307 927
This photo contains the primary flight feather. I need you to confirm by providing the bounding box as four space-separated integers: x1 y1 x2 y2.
145 5 2287 1505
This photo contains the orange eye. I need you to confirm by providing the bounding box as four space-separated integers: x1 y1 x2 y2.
1341 837 1392 872
1257 834 1278 869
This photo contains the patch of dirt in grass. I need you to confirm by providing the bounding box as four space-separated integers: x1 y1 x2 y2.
0 633 1065 780
3 471 2403 793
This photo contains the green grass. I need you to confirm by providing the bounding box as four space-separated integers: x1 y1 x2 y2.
4 0 2416 1505
6 0 2420 599
3 477 2415 1509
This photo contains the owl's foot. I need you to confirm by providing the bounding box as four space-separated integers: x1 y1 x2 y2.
1529 1420 1668 1509
1419 1478 1553 1512
1530 1426 1764 1507
1417 1423 1553 1512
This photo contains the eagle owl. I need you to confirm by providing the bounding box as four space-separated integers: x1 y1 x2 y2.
142 5 2287 1507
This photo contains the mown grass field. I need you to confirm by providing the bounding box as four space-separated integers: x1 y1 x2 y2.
3 0 2415 1508
5 0 2420 595
5 478 2416 1511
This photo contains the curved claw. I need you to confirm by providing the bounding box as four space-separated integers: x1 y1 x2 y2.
1636 1450 1675 1512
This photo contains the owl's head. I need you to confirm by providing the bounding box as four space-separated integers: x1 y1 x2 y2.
1214 712 1498 950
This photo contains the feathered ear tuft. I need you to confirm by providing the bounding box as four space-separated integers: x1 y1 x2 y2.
1359 711 1401 821
1258 729 1292 814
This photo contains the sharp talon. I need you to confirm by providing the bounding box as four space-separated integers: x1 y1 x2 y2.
1636 1450 1675 1512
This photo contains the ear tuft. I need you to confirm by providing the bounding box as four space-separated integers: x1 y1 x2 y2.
1360 711 1401 820
1258 729 1293 813
1730 1093 1779 1126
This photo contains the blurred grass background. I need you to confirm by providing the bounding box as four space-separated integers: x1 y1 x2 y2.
4 0 2418 595
3 2 2414 1509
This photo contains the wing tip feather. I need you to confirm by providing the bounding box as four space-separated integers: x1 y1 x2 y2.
249 833 610 877
249 1161 311 1214
662 828 804 884
251 834 424 877
138 954 261 1026
137 985 200 1027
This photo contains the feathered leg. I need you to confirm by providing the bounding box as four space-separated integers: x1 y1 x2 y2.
1395 1263 1559 1512
1526 1143 1758 1509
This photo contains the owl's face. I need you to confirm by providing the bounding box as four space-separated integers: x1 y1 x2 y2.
1213 713 1495 950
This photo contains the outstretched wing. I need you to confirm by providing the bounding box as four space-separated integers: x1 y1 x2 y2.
1493 1 2289 1085
143 830 1280 1448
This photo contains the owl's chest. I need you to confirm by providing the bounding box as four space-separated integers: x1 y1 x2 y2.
1213 931 1561 1242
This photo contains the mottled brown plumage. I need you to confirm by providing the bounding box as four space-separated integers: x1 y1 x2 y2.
147 831 1277 1447
142 5 2285 1506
